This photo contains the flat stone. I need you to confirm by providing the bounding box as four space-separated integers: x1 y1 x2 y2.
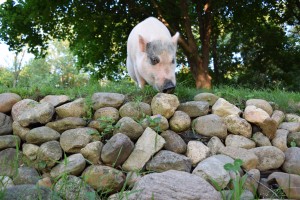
122 127 165 171
92 92 125 110
279 122 300 133
55 98 87 118
146 150 192 172
193 114 227 139
46 117 86 133
194 92 219 106
40 95 70 107
177 101 209 117
50 153 86 178
285 113 300 122
212 98 242 117
26 126 60 145
225 134 256 149
246 99 273 116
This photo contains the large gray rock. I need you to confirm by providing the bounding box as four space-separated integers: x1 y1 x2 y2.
192 155 234 189
212 98 242 117
225 134 255 149
93 107 120 122
11 99 54 127
50 153 86 178
224 114 252 138
193 114 227 139
37 141 62 169
40 95 70 107
122 127 165 171
46 117 86 133
246 99 273 116
26 126 60 144
0 176 14 190
60 128 93 153
101 133 134 167
54 175 100 200
119 101 151 120
114 117 144 140
146 150 192 172
80 141 103 164
194 92 219 106
249 146 285 171
13 166 40 185
218 146 258 170
0 113 13 135
92 92 125 110
12 121 30 141
55 98 87 118
82 165 125 194
2 184 62 200
0 135 20 150
129 170 221 200
0 93 21 113
151 93 180 119
161 130 187 154
177 101 209 117
186 141 210 166
0 148 23 177
169 111 191 132
282 147 300 174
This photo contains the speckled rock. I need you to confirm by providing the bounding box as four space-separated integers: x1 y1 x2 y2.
186 141 210 166
0 113 13 136
119 102 151 120
46 117 86 133
93 107 120 122
224 114 252 138
80 141 103 164
161 130 187 154
60 128 93 153
212 98 242 117
0 135 20 150
246 99 273 116
26 126 60 145
55 98 87 118
225 134 256 149
252 132 272 146
92 92 125 110
40 95 70 107
177 101 209 117
169 111 191 132
151 93 180 119
113 117 144 140
0 93 22 113
141 114 169 132
271 129 289 152
194 93 219 106
282 147 300 174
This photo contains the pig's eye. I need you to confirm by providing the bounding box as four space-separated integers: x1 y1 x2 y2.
171 58 175 64
150 56 160 65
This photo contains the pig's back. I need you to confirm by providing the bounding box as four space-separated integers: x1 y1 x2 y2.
128 17 172 45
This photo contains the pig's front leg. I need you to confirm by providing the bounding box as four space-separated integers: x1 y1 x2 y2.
134 68 146 89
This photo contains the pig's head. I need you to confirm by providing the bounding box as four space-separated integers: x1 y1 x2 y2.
138 32 179 93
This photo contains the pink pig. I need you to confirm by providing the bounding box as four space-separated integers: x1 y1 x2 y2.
126 17 180 93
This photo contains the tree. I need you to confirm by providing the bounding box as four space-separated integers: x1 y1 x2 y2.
0 0 299 89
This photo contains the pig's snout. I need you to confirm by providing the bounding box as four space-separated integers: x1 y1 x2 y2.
162 80 175 93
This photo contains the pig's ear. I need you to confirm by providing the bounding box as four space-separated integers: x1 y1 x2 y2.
139 35 147 52
172 32 180 44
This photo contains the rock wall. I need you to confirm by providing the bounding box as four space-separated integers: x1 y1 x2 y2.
0 92 300 199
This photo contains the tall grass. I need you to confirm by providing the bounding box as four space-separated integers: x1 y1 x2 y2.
1 80 299 114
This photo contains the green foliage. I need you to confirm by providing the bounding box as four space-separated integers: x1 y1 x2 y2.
223 159 248 200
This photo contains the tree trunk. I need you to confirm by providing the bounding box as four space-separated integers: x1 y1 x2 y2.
212 33 219 84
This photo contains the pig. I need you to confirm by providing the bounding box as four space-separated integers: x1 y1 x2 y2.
126 17 180 93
